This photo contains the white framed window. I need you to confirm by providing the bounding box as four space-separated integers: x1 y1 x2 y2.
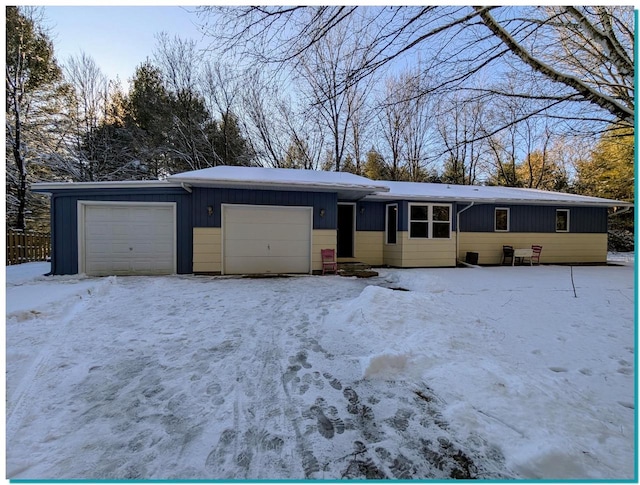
495 207 510 232
408 203 451 239
556 209 570 232
386 204 398 244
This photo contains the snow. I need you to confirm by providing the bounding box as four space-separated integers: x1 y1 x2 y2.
367 181 632 206
168 166 389 191
6 257 635 480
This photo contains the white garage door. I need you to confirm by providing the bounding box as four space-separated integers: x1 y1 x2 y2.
80 202 176 276
223 205 312 275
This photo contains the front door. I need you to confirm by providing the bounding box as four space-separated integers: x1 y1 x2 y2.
337 203 354 258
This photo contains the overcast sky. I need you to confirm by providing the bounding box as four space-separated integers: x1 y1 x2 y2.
43 6 208 87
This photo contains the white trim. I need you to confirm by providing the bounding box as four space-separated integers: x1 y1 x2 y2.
338 202 356 258
385 203 398 245
556 208 570 232
34 180 183 191
77 200 177 275
494 207 510 232
220 203 313 275
407 202 453 240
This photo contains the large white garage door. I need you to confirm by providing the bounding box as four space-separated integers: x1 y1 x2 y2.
223 205 312 275
80 202 176 276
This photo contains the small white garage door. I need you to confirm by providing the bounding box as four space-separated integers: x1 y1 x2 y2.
223 205 312 275
80 202 176 276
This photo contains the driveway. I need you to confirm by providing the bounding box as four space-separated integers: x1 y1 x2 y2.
7 273 514 479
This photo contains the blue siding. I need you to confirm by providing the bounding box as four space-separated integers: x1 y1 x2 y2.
49 188 192 275
192 188 337 230
355 201 385 231
459 204 608 233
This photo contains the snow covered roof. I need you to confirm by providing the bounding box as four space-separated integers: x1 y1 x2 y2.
366 181 633 207
169 166 388 189
167 166 389 199
32 168 631 207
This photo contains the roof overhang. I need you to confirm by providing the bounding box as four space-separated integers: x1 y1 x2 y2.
364 192 634 207
31 180 184 193
168 177 388 200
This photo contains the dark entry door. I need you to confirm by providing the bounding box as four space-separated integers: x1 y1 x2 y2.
337 204 354 258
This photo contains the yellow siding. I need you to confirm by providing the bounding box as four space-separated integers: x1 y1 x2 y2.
312 229 337 272
354 231 384 266
383 238 403 267
458 232 608 264
193 227 222 273
400 232 457 267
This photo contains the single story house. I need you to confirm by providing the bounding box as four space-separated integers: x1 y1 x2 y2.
32 166 632 276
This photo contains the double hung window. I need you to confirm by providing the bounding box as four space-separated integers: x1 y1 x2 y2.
408 204 451 239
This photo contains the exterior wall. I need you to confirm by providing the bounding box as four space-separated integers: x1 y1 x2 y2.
192 187 337 230
458 232 608 264
354 231 384 266
402 232 457 267
49 188 192 275
383 237 403 267
193 227 221 273
460 204 607 233
312 229 337 273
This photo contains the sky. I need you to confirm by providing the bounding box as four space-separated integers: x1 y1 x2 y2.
42 6 209 87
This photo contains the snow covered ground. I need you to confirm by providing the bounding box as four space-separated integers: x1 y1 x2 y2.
6 256 635 480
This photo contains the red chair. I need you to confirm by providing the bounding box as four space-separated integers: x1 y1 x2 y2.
531 245 542 265
321 249 338 275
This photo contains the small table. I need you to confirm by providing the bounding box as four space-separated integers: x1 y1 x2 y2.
513 248 533 266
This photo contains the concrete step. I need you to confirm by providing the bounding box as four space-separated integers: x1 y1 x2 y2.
337 261 378 278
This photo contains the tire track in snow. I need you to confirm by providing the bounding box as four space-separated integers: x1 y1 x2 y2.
6 277 116 447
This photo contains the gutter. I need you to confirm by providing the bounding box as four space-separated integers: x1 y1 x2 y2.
608 206 633 217
455 202 475 265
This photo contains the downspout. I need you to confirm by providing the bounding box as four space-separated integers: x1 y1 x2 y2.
455 202 475 265
181 182 192 193
607 206 632 218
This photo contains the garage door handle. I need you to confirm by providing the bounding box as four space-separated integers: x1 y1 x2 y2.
129 247 133 251
267 244 270 251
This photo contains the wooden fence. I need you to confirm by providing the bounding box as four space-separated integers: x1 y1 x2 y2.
6 231 51 265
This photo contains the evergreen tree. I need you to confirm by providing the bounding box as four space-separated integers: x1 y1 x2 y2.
363 148 390 180
576 127 634 203
127 61 173 177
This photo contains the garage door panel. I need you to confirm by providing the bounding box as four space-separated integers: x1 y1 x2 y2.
82 203 176 276
225 256 309 274
225 223 308 242
226 207 309 225
223 205 311 275
225 239 309 258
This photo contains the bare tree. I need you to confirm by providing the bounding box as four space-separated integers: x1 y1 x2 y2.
154 33 211 170
62 52 109 181
436 92 485 185
378 76 406 180
200 6 633 129
6 6 62 229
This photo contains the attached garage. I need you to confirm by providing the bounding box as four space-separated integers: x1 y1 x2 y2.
78 201 177 276
222 204 312 275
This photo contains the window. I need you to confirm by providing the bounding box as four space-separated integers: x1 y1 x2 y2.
432 205 451 238
495 208 510 232
408 204 451 239
386 204 397 244
556 209 570 232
